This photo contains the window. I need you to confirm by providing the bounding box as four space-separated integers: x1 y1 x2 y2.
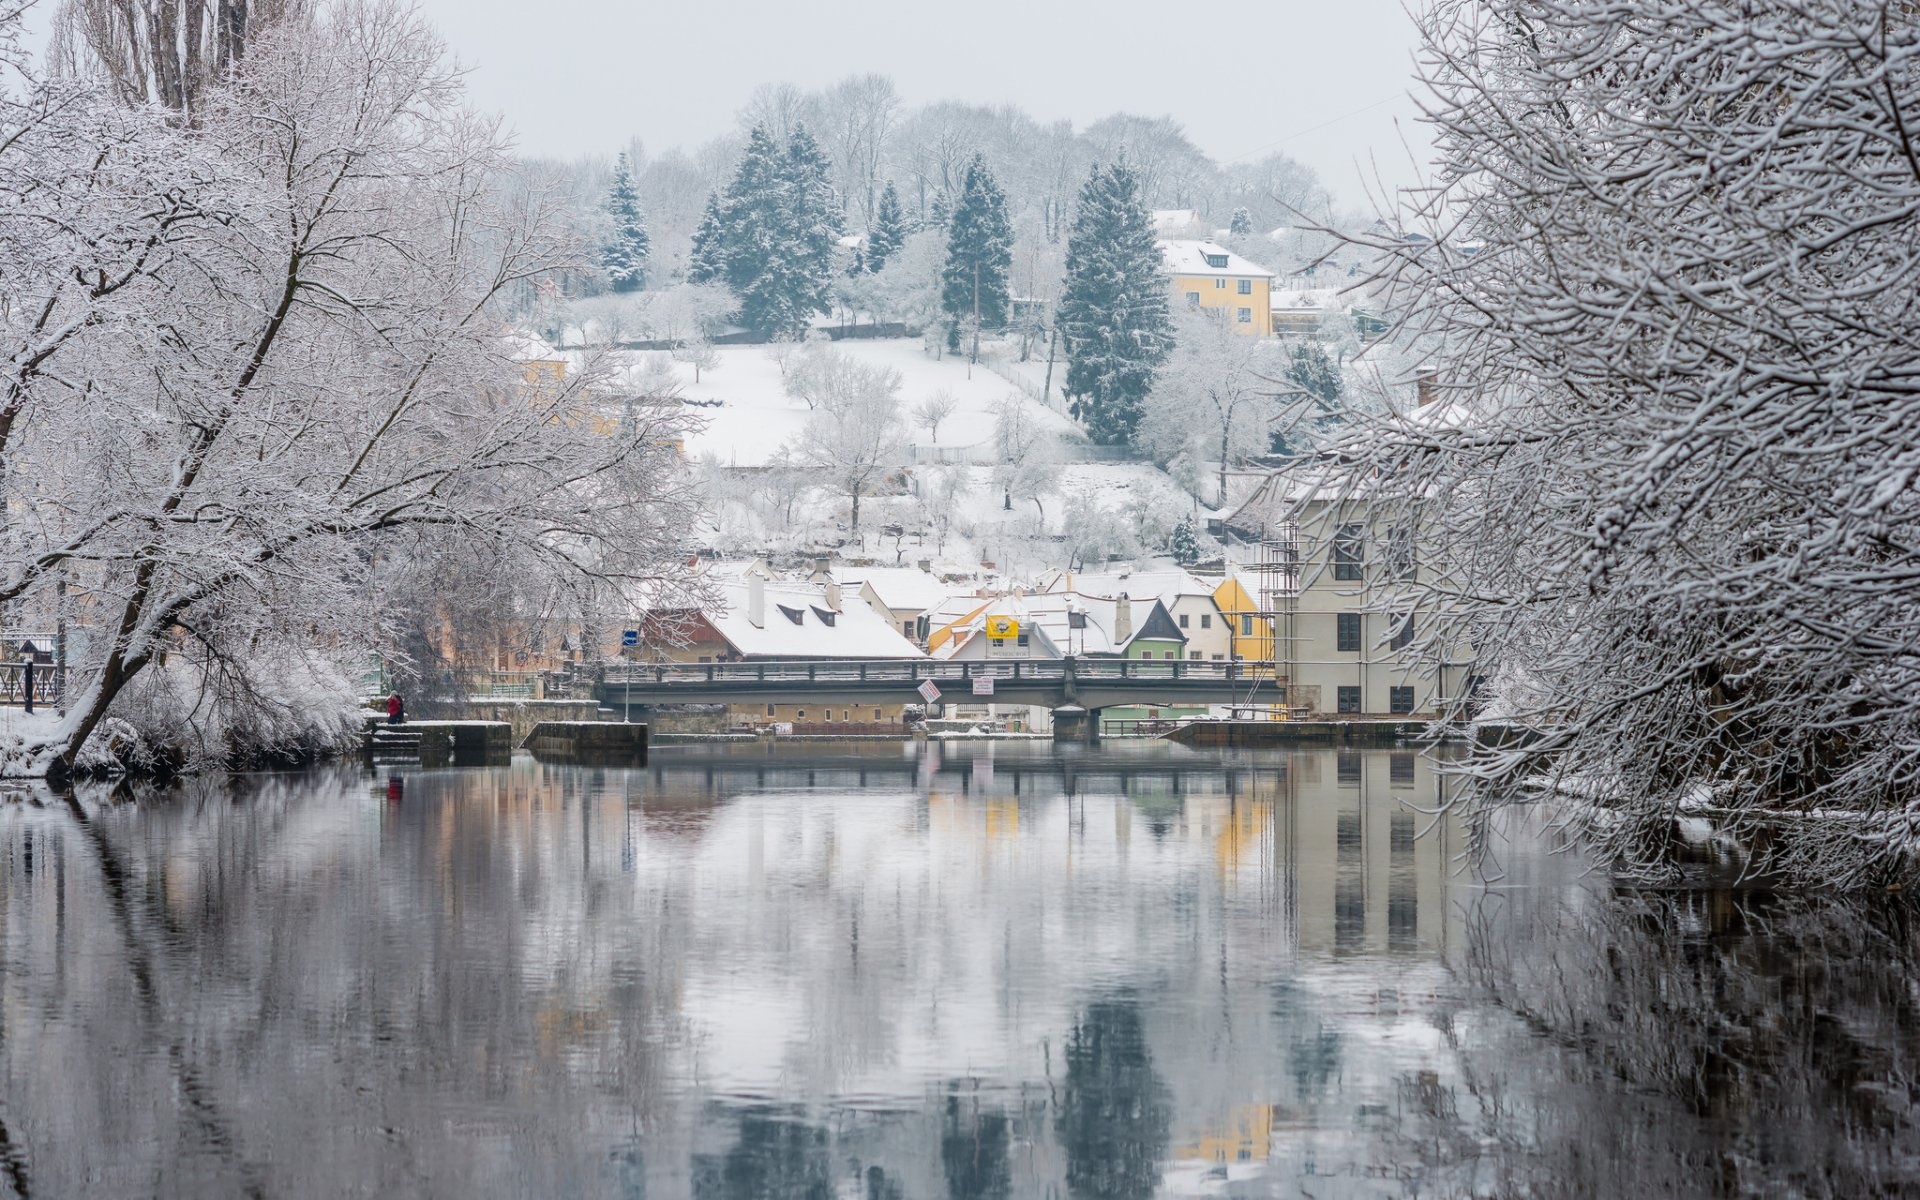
1390 686 1416 714
1337 752 1362 785
1337 612 1362 652
797 709 807 719
1179 613 1189 628
1205 253 1229 268
810 607 836 626
766 703 775 717
1237 278 1252 295
1215 277 1226 289
1241 615 1254 636
1337 686 1362 714
1390 752 1416 787
777 604 805 625
902 621 913 637
1068 611 1088 629
1140 651 1152 660
1186 291 1201 307
698 655 711 663
1213 653 1225 660
1387 520 1417 582
1236 307 1252 323
1200 614 1211 629
1391 614 1414 651
1332 524 1364 581
873 708 882 720
1017 633 1029 647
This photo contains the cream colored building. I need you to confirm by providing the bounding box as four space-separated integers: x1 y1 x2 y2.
1159 239 1276 336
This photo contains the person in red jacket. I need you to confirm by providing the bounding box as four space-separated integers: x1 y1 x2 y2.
386 691 405 726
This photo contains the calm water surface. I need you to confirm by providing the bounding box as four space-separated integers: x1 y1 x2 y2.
0 742 1915 1198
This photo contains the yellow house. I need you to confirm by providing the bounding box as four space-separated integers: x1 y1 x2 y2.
1160 239 1275 336
1211 574 1275 663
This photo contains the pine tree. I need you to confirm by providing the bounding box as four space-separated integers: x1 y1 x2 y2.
688 192 727 285
601 151 650 293
1059 162 1174 446
1229 206 1253 237
1270 341 1344 454
940 155 1014 353
1170 513 1201 566
863 180 908 274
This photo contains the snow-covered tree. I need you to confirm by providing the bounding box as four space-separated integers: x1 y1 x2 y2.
1228 206 1252 237
1060 162 1173 446
863 179 909 273
940 153 1014 356
0 2 698 776
1269 340 1342 455
50 0 307 116
990 394 1057 517
1141 307 1280 501
1314 0 1920 886
913 389 960 444
601 150 650 292
702 124 842 339
1168 514 1200 566
788 348 907 529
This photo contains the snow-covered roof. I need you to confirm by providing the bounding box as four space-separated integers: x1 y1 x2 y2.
1158 240 1275 279
1152 209 1205 234
932 591 1180 658
501 328 563 362
707 580 925 660
1038 568 1218 605
833 566 952 613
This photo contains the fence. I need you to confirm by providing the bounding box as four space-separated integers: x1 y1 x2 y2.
0 662 63 708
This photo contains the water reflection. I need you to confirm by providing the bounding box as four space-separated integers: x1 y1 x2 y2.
0 744 1913 1197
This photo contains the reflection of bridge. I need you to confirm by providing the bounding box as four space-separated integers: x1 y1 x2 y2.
597 658 1287 714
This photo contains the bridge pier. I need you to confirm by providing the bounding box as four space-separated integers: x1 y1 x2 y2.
1052 706 1102 744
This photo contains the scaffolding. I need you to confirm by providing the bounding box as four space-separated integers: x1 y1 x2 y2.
1222 523 1303 721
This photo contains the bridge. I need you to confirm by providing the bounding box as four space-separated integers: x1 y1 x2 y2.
596 657 1287 716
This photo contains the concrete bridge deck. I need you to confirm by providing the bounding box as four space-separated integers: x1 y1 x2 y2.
596 657 1286 713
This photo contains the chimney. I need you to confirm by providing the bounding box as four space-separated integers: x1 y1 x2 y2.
824 580 842 612
917 559 932 572
1417 372 1440 407
747 573 766 628
1114 595 1133 646
814 557 831 578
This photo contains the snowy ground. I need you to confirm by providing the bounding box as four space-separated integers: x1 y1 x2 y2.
610 338 1080 469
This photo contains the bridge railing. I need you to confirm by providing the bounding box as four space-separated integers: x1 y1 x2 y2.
0 662 63 708
600 658 1287 688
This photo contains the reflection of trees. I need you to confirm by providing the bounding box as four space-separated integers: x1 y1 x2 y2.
692 1108 833 1200
1385 891 1920 1195
941 1086 1011 1199
1055 996 1171 1200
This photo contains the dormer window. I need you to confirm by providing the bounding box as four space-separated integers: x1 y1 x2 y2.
810 607 836 626
1204 253 1229 269
1068 611 1088 630
777 604 805 625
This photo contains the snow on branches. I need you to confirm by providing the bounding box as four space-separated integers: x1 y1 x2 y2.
0 2 698 775
1314 0 1920 885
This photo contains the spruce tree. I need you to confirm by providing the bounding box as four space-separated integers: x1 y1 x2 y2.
601 151 650 293
863 180 908 273
1170 513 1201 566
1059 162 1174 446
704 124 842 339
688 192 727 285
940 154 1014 353
1229 206 1253 237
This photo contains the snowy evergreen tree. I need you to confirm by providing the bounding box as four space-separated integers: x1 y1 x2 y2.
1169 514 1201 566
1229 206 1253 237
601 151 650 293
688 193 727 286
1059 162 1173 446
940 154 1014 352
700 124 842 339
1269 340 1342 454
863 179 909 273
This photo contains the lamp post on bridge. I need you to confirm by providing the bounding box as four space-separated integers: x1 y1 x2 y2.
620 629 639 722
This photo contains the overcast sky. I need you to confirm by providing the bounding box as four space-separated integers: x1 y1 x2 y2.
24 0 1434 206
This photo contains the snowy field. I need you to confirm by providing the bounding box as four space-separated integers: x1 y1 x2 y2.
609 337 1079 468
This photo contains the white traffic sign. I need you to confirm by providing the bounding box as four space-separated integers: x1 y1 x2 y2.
972 677 995 696
917 679 941 703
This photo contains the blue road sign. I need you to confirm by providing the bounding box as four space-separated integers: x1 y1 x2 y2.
622 629 639 647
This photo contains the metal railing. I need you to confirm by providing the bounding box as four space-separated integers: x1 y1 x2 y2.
0 662 63 708
601 658 1288 688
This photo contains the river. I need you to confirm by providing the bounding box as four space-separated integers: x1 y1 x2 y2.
0 742 1914 1197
